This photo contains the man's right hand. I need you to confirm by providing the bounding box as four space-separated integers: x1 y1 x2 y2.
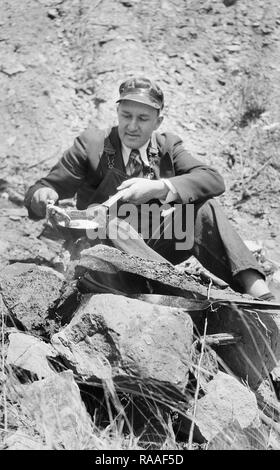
30 187 59 217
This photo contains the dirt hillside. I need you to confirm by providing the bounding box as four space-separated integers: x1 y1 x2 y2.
0 0 280 283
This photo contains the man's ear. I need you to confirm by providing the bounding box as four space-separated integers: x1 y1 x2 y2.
155 114 164 129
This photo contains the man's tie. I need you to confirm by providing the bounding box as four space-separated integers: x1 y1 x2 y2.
126 148 143 177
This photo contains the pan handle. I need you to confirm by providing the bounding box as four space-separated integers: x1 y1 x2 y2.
103 189 127 209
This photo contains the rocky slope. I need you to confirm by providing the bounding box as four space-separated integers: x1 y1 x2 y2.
1 0 280 274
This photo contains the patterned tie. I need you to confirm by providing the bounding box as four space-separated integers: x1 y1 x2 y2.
126 148 143 177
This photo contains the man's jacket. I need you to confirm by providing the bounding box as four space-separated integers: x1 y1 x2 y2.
24 126 225 217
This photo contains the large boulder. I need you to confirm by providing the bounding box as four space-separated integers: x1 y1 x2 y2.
51 293 194 396
6 332 58 379
190 371 261 443
0 263 76 336
20 370 93 450
130 293 280 390
74 244 206 299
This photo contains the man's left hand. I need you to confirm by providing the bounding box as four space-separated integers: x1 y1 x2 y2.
117 178 168 204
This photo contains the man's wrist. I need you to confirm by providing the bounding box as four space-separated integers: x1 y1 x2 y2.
159 179 179 203
153 180 169 199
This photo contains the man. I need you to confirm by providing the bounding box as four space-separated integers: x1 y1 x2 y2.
24 76 274 300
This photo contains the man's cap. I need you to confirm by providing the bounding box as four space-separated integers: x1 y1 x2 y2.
117 77 164 110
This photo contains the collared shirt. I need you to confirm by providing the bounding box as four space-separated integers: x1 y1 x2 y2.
122 141 150 167
121 141 179 203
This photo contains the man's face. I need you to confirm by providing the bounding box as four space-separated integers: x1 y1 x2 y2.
117 100 163 149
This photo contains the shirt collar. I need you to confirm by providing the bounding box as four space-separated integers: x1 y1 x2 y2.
121 140 150 166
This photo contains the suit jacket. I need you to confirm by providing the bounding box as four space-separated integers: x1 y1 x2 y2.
24 125 225 216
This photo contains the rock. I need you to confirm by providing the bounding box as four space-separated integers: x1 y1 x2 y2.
256 378 280 420
0 192 9 201
185 60 197 70
20 371 93 450
133 293 209 336
38 0 64 5
0 263 65 334
175 73 183 85
7 188 25 206
269 274 280 302
262 239 280 265
0 209 27 220
0 54 26 76
244 240 263 253
184 123 196 131
121 0 135 8
206 421 267 450
261 24 274 35
161 0 173 11
6 136 16 147
6 234 63 269
223 0 238 6
226 45 241 52
262 260 275 275
0 239 10 255
47 8 58 19
272 270 280 285
75 244 206 299
191 371 260 442
6 332 58 379
52 294 193 396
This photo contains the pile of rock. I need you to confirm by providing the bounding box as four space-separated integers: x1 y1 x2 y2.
1 244 280 449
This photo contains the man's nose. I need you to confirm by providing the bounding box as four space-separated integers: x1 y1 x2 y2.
127 118 138 131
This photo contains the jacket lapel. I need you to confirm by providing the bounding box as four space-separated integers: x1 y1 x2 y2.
107 127 126 172
99 126 126 175
151 132 175 178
